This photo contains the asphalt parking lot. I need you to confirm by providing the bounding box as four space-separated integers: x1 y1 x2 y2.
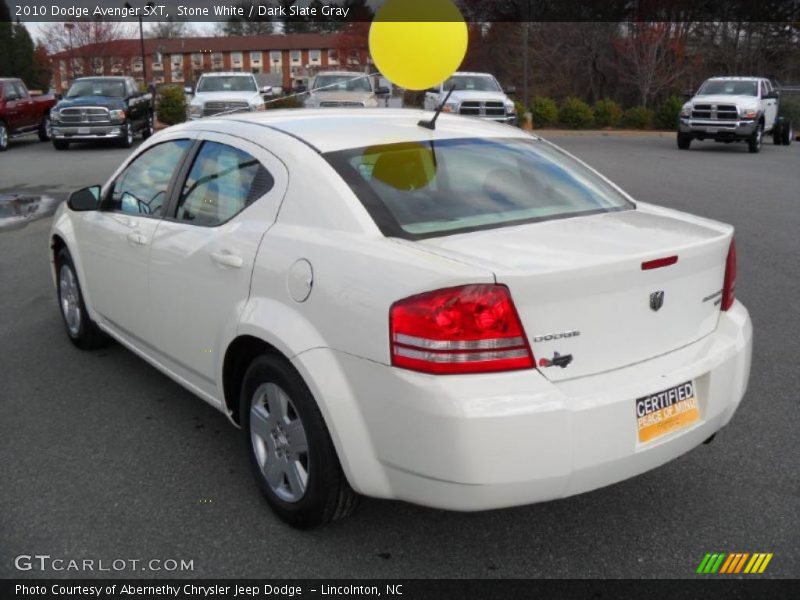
1 131 798 579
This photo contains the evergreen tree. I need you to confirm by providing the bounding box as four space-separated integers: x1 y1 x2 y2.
11 20 35 86
0 1 14 76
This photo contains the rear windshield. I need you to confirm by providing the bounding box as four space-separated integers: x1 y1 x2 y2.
324 137 633 239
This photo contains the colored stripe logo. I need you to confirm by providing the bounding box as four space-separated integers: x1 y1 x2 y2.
696 552 773 574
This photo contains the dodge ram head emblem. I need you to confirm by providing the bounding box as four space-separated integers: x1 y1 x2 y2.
650 290 665 311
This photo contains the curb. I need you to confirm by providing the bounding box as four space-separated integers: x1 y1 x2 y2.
536 129 675 137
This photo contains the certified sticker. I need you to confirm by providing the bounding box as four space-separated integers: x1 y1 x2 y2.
636 381 699 442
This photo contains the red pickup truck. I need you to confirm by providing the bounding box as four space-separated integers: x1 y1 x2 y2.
0 78 57 151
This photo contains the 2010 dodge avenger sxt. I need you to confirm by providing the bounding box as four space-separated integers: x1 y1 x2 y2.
50 109 752 527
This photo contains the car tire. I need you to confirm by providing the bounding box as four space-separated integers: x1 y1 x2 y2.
782 121 793 145
38 115 52 142
55 248 112 350
240 353 359 529
677 132 692 150
0 121 9 151
748 123 763 153
53 139 69 151
772 120 783 145
141 112 154 140
118 120 134 148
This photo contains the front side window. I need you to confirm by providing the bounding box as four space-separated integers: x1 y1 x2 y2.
325 137 633 239
175 142 273 226
108 140 191 216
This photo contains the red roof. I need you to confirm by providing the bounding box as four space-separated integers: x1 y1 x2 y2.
51 33 362 59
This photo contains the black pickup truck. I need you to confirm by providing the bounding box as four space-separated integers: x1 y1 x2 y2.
51 76 154 150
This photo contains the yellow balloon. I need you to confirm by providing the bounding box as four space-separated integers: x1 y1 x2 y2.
369 0 468 91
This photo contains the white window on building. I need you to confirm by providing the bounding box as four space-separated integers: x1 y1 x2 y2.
191 53 203 68
269 50 282 66
59 60 66 77
250 51 262 65
231 51 243 66
212 52 223 70
171 54 183 68
172 71 184 83
348 48 359 64
92 57 103 75
132 57 143 72
309 49 321 64
290 50 301 63
327 49 338 64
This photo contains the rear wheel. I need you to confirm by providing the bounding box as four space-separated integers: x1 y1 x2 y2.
38 115 52 141
782 121 793 145
53 139 69 151
55 248 111 350
747 123 763 153
241 354 359 528
0 122 8 151
772 121 783 145
677 132 692 150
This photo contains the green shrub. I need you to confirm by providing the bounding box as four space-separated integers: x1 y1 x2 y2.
155 85 186 126
779 96 800 124
623 105 654 129
558 97 594 128
264 95 304 110
654 95 684 130
593 98 623 127
530 96 558 127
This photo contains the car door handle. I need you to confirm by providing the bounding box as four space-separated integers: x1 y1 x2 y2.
127 232 148 246
211 251 243 269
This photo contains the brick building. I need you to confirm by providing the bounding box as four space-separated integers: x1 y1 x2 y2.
50 33 371 92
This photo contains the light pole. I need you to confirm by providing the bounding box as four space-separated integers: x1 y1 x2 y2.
124 1 154 85
64 22 75 86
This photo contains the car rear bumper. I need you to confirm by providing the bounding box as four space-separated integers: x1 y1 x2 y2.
679 118 758 139
293 301 752 511
52 125 124 140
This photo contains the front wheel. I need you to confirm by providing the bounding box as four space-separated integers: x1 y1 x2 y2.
55 248 111 350
141 112 154 139
38 115 52 141
0 122 8 151
241 354 359 528
118 120 134 148
748 123 763 153
677 132 692 150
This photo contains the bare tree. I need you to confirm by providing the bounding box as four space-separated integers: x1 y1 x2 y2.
147 18 195 39
37 21 135 54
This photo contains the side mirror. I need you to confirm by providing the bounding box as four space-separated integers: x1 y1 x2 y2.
375 86 391 96
54 92 63 101
183 86 193 95
505 85 517 95
67 186 100 212
259 86 272 94
427 87 439 94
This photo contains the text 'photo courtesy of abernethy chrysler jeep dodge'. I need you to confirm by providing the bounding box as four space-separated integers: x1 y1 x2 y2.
50 108 751 529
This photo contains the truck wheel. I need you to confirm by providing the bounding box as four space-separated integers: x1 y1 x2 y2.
772 120 783 145
141 113 154 140
782 121 793 145
118 120 134 148
0 122 8 151
53 139 69 151
38 115 52 141
747 123 763 153
677 132 692 150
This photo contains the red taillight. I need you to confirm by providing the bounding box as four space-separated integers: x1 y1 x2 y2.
389 284 534 374
721 239 737 311
641 255 678 270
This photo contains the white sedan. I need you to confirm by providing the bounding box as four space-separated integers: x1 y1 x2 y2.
50 109 752 528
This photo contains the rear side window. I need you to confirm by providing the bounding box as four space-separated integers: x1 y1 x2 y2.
175 141 273 226
109 139 191 216
325 137 633 239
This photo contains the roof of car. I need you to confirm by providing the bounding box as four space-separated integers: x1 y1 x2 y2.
180 109 534 153
707 76 763 81
313 71 364 77
451 72 495 77
199 72 255 77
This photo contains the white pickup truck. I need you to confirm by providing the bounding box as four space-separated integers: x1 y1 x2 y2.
187 72 266 120
424 71 517 125
678 76 793 152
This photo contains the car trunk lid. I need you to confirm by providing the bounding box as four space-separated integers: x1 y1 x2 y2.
415 206 732 381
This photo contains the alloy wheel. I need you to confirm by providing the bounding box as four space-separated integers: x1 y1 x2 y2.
0 125 7 150
59 264 81 337
249 383 310 503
